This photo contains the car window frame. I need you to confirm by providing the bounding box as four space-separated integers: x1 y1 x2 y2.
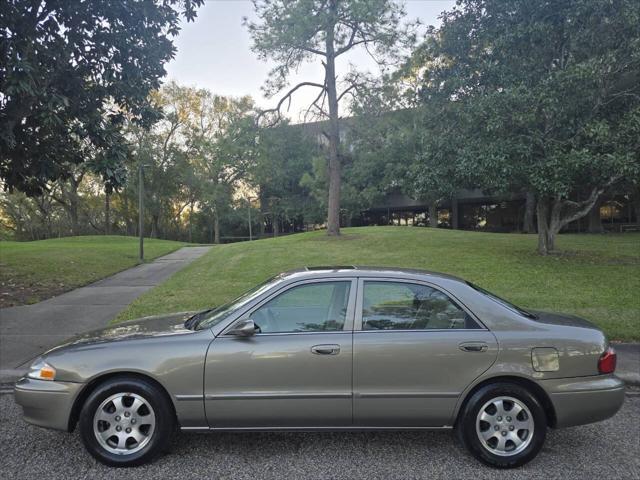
353 277 486 332
221 277 358 337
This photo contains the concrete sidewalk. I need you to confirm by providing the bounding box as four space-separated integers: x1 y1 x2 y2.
0 246 211 383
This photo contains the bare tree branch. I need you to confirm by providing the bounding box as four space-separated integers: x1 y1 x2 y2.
304 87 328 123
300 45 326 56
335 26 359 56
257 81 326 126
337 83 358 103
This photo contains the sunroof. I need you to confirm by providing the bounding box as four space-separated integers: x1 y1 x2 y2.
305 266 356 271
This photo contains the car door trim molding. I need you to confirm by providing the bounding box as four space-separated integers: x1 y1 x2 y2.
220 330 352 338
354 391 460 399
204 391 352 400
175 394 204 401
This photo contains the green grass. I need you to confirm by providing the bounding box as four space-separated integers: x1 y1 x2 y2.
0 235 186 306
116 227 640 341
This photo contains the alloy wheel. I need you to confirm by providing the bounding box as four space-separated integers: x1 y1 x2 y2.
475 395 534 457
93 392 156 455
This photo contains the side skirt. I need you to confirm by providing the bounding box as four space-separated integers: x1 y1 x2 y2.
180 425 453 432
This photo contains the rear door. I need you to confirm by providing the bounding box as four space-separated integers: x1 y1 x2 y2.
204 278 356 428
353 278 498 427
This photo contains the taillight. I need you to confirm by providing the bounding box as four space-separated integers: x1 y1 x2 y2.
598 347 617 374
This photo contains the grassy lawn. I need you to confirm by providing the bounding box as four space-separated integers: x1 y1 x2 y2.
0 235 185 307
116 227 640 341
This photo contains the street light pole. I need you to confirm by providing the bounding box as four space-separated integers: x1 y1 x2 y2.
138 164 144 262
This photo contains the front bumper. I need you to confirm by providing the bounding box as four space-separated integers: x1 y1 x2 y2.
541 375 626 428
14 377 84 431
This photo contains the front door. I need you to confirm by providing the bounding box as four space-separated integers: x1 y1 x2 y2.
204 279 356 428
353 279 498 427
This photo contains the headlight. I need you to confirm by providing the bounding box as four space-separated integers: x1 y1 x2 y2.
27 358 56 381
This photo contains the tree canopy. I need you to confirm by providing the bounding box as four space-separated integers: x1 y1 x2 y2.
0 0 203 195
2 0 638 254
405 0 640 253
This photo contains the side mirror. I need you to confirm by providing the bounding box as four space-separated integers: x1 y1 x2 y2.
228 318 258 337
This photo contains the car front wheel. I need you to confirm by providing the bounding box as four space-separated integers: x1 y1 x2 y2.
78 376 175 467
457 382 547 468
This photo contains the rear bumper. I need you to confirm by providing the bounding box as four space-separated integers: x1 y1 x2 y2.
541 375 625 428
14 377 83 431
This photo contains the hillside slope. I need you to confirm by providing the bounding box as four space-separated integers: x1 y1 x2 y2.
116 227 639 340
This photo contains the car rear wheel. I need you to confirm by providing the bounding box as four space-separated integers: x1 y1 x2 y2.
79 376 175 467
457 382 547 468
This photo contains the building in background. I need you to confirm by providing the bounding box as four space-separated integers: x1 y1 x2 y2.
297 118 639 234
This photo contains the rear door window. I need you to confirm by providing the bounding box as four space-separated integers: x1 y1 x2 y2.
361 281 478 330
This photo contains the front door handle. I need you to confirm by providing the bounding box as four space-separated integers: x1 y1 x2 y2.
459 342 488 352
311 344 340 355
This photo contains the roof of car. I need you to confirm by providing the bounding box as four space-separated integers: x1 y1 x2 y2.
278 266 467 284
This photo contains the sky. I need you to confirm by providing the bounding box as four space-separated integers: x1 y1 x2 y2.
165 0 456 121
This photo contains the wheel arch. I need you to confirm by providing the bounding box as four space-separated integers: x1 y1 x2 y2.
454 375 557 428
67 371 177 432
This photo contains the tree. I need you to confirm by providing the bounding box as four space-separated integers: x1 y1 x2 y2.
348 58 461 228
343 108 421 225
186 92 256 243
414 0 640 253
126 84 192 238
252 123 319 235
123 84 256 243
245 0 414 235
0 0 203 195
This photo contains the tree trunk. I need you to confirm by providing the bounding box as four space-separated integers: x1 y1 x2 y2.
536 198 554 254
273 215 280 237
69 201 79 236
537 190 603 255
631 189 640 223
259 212 265 237
188 201 194 243
151 214 159 238
325 13 341 236
429 202 438 227
522 192 536 233
450 197 459 229
104 189 111 235
258 188 266 238
587 198 604 233
213 210 220 244
123 194 132 236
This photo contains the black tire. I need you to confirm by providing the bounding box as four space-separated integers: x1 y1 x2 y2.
78 376 175 467
456 382 547 468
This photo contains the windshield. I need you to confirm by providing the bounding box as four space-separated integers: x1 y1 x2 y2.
467 282 537 319
193 275 282 330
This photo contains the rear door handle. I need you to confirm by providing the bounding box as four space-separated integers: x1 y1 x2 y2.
459 342 488 352
311 344 340 355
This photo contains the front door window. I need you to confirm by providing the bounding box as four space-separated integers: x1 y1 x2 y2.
250 281 351 333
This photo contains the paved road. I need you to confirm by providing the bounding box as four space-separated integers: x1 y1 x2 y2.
0 246 211 383
1 393 638 480
614 343 640 386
